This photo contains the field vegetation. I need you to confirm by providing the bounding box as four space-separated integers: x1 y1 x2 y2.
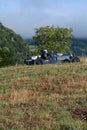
0 58 87 130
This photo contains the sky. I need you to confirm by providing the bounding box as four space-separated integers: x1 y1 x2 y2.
0 0 87 38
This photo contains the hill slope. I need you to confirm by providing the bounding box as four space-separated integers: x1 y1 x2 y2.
71 38 87 56
0 23 29 64
0 60 87 129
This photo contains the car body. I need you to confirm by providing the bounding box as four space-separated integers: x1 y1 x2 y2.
24 51 80 65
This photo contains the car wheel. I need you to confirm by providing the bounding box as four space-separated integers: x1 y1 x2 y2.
35 59 43 65
63 59 70 63
72 57 80 62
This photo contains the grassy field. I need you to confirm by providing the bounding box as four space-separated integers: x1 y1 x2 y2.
0 58 87 130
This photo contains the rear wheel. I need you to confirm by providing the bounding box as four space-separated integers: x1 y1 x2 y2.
63 59 70 63
35 58 43 65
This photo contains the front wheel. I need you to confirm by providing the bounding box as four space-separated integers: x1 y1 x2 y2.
72 57 80 62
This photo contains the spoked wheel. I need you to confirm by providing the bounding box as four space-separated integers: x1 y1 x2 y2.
72 57 80 63
63 59 70 63
35 58 43 65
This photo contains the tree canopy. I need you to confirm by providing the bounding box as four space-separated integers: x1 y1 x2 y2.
33 26 74 53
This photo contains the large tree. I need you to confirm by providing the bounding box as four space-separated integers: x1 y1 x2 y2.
33 26 74 53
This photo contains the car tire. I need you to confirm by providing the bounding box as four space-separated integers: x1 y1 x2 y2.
72 57 80 62
63 59 70 63
35 58 43 65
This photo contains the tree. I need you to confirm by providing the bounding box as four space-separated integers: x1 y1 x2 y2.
33 26 74 53
0 47 13 67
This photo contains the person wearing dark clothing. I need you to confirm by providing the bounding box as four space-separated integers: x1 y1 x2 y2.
41 50 48 60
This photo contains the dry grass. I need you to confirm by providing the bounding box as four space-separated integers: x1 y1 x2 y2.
0 58 87 129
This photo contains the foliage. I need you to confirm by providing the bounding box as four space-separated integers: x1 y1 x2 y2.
0 47 13 67
33 26 73 53
0 23 30 66
26 38 87 57
0 59 87 129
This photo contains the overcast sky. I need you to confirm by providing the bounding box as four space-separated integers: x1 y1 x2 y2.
0 0 87 38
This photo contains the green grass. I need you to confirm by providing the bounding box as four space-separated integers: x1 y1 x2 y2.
0 59 87 129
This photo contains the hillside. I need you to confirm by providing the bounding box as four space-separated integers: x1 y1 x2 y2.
0 59 87 129
71 38 87 56
0 23 29 65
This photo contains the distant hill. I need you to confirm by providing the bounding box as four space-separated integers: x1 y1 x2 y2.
0 23 29 65
25 38 34 44
71 38 87 56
